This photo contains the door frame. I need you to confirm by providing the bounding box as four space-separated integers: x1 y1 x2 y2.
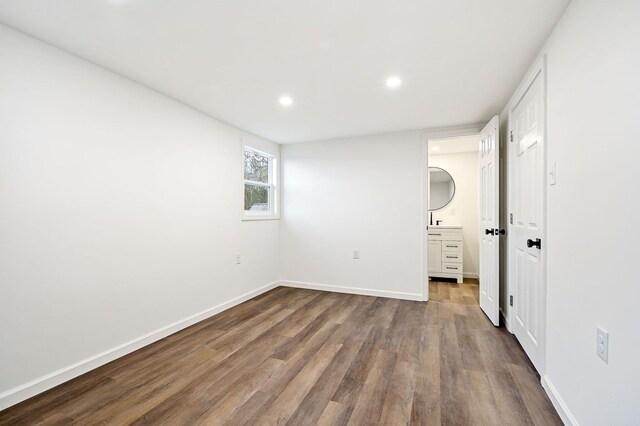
420 123 485 301
506 55 548 374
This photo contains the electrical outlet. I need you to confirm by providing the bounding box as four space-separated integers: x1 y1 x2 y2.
597 327 609 364
353 249 360 260
235 253 241 265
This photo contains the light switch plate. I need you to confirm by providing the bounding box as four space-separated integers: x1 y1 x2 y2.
549 162 557 186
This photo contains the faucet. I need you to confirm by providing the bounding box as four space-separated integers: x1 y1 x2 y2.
436 220 443 226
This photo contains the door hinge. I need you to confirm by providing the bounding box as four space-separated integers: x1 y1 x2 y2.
510 130 514 142
510 213 513 225
509 295 513 307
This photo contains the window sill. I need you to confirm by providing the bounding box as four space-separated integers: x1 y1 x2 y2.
241 215 280 222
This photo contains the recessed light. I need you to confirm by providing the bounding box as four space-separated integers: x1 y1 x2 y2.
432 146 440 151
386 76 402 88
279 96 293 107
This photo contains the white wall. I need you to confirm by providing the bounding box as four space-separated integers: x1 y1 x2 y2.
280 131 423 300
429 151 479 277
502 1 640 423
0 25 280 407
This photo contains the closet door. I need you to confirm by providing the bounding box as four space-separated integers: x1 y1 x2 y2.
511 70 545 372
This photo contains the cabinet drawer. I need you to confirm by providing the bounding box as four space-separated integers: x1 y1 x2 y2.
442 241 462 251
428 230 462 241
441 262 462 273
442 252 462 263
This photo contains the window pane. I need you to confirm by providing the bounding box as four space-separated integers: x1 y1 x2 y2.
244 150 269 183
244 183 270 211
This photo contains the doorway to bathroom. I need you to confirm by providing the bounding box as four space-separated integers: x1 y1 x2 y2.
422 118 501 326
425 133 482 307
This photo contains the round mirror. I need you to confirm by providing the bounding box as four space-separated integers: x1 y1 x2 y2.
429 167 455 210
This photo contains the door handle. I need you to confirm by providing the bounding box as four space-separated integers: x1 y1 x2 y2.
485 228 496 235
526 238 542 249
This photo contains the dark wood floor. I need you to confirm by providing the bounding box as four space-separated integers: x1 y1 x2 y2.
0 283 561 425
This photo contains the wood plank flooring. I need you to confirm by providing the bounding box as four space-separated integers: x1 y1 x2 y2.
0 283 561 425
429 278 480 305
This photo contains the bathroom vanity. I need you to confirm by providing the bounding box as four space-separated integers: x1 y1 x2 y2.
427 225 463 283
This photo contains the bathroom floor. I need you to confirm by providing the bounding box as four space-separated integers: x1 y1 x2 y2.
429 278 480 305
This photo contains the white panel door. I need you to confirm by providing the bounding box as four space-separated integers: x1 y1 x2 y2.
479 116 500 326
511 70 545 372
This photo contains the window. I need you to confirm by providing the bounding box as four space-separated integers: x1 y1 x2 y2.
243 146 279 219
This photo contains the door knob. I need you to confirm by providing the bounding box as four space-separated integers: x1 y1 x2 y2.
485 228 495 235
499 229 506 235
526 238 542 249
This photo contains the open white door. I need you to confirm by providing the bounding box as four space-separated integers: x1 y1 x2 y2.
479 116 500 326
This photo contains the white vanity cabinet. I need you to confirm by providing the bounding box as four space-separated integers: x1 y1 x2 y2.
428 226 463 283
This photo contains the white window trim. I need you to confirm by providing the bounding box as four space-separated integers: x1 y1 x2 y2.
241 144 280 221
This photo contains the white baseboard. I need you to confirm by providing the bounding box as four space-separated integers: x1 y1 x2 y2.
541 375 579 425
279 280 423 301
0 281 279 411
463 272 479 279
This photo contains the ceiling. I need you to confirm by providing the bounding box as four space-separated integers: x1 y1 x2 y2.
429 134 479 156
0 0 569 143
